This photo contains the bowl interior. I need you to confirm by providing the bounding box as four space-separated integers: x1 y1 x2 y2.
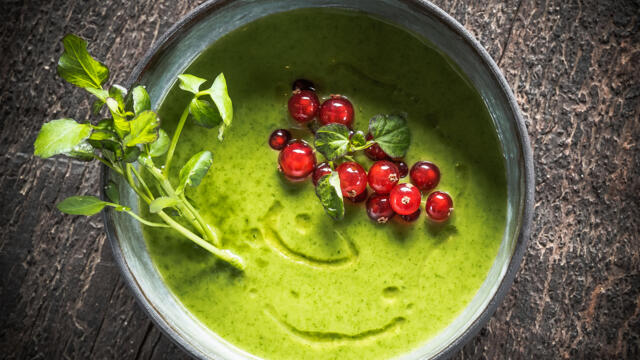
104 1 532 359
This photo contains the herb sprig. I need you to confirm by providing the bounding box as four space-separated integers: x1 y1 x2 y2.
34 34 245 270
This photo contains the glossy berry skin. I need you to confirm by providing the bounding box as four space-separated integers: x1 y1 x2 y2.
364 133 389 161
292 78 315 92
336 161 367 199
288 90 320 123
278 140 316 181
395 160 409 178
366 194 395 223
348 189 368 203
425 191 453 222
312 162 332 186
268 129 291 150
410 161 440 191
400 209 421 222
389 183 422 215
368 160 399 194
319 96 354 128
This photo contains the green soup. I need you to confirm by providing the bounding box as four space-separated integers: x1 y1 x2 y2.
144 8 506 360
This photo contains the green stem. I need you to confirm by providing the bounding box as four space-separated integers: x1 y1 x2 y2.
156 211 245 270
179 193 220 247
163 104 191 177
123 210 170 228
130 165 153 200
94 155 123 175
125 163 151 204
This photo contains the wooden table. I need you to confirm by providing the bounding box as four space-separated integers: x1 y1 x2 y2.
1 0 638 358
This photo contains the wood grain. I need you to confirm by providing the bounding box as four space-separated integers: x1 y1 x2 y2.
1 0 638 359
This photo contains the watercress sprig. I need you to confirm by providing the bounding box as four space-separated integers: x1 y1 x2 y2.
34 34 245 270
311 113 411 220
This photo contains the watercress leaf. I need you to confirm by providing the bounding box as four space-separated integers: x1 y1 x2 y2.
149 196 178 213
189 98 222 128
94 118 114 130
201 73 233 140
149 129 169 157
34 118 92 158
123 110 159 147
132 86 151 114
106 97 129 138
315 172 344 220
67 141 95 161
177 150 213 193
86 87 109 102
91 99 105 115
122 146 141 163
57 34 109 90
109 84 127 108
104 181 119 203
56 195 107 216
177 74 206 94
350 130 366 147
314 123 350 161
368 114 411 158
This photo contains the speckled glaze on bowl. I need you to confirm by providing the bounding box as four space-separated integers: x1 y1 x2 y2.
102 1 534 359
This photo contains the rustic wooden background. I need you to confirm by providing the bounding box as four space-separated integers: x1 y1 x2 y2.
1 0 638 358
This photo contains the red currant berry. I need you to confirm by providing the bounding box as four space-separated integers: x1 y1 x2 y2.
268 129 291 150
348 188 368 203
368 160 399 194
400 209 421 222
278 140 316 181
395 160 409 178
425 191 453 222
336 161 367 199
319 95 354 128
288 90 319 123
364 133 389 161
292 78 315 92
312 162 332 186
410 161 440 191
389 183 421 215
366 194 395 223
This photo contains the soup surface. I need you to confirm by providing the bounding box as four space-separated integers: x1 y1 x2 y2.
145 8 506 360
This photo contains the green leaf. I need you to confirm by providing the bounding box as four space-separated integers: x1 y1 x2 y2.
202 73 233 140
149 129 169 157
349 130 367 147
86 87 109 102
177 150 213 193
67 141 95 161
106 97 129 138
189 98 222 128
149 197 178 213
109 85 127 107
122 146 141 163
56 195 107 215
132 86 151 114
123 110 159 147
314 123 350 161
368 114 411 158
315 172 344 220
177 74 206 94
34 118 92 158
57 34 109 90
104 181 119 203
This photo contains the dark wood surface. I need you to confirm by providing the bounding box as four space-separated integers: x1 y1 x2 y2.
1 0 638 358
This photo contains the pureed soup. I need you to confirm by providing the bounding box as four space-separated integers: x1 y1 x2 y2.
145 8 507 360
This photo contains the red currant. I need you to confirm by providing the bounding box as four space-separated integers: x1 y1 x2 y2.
400 209 421 222
288 90 319 123
395 160 409 178
368 160 399 194
425 191 453 222
410 161 440 191
268 129 291 150
319 95 354 128
347 188 368 203
366 194 395 223
312 162 332 186
389 183 421 215
336 161 367 199
364 133 389 160
292 78 315 92
278 140 316 181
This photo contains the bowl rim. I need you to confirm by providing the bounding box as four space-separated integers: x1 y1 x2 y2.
102 0 535 359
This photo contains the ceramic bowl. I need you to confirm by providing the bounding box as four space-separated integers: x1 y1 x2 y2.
103 1 534 359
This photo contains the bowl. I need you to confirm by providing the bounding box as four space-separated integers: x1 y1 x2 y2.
102 0 534 359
